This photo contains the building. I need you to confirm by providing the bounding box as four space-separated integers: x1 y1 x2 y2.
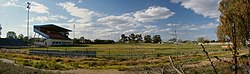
33 24 73 46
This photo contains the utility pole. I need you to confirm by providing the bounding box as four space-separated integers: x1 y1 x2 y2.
26 2 31 38
174 30 178 45
73 24 75 39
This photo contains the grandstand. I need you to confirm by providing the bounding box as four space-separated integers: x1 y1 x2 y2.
33 24 73 46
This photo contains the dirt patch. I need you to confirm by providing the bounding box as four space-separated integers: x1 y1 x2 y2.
185 58 232 67
60 69 132 74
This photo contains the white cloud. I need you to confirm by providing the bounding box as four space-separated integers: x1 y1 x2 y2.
97 6 174 31
57 2 99 23
160 28 170 32
30 2 49 14
67 19 75 23
200 22 218 29
170 0 220 18
180 24 200 30
133 6 175 22
94 6 176 40
0 0 23 7
166 23 179 26
78 0 84 3
188 27 199 30
31 15 67 22
97 14 140 30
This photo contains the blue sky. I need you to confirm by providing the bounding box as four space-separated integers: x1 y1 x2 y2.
0 0 220 41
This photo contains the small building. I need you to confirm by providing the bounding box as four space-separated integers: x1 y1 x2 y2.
33 24 73 46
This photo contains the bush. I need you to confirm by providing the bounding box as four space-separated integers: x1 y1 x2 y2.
22 60 33 66
33 62 47 69
93 39 115 44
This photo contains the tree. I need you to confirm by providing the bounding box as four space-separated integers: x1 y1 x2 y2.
153 35 162 43
17 34 24 40
168 38 177 42
217 0 250 47
73 38 80 45
6 31 17 39
216 0 250 73
119 34 129 43
135 34 143 43
129 33 136 43
144 35 152 43
79 36 85 43
197 37 205 43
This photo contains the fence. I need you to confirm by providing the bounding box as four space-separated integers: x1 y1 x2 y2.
27 48 225 59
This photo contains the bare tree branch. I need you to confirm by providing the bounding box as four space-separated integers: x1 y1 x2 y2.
169 56 184 74
201 44 218 74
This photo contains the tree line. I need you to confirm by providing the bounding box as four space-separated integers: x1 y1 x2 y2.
118 33 162 43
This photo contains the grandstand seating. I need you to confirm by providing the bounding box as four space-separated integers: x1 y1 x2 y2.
34 24 71 40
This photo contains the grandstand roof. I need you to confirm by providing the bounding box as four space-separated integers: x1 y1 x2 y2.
34 24 71 40
34 24 71 32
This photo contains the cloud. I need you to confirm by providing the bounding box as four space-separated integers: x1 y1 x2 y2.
166 23 179 26
57 2 100 23
200 22 218 29
170 0 220 18
97 6 174 30
30 2 49 14
78 0 84 3
97 14 140 30
31 15 67 22
133 6 175 22
180 24 200 30
67 19 75 23
0 0 23 7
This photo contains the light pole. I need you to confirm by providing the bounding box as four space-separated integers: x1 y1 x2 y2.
27 2 31 38
0 24 2 38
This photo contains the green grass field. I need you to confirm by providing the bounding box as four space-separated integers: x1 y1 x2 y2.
0 43 249 73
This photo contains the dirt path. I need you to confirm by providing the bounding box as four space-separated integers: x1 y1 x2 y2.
58 69 132 74
0 58 15 64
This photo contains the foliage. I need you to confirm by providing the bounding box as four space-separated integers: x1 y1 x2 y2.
152 35 162 43
119 34 143 43
93 39 115 44
6 31 17 39
144 35 152 43
119 34 129 43
217 0 250 47
73 38 80 45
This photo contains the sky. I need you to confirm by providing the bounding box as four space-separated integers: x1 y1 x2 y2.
0 0 221 41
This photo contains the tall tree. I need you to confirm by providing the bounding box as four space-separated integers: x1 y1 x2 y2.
129 33 136 43
17 34 24 40
79 36 85 43
153 35 162 43
135 34 143 43
119 34 129 43
217 0 250 73
144 35 152 43
6 31 17 39
217 0 250 47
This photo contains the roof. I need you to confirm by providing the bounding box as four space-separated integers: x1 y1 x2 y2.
34 24 71 32
34 24 71 40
